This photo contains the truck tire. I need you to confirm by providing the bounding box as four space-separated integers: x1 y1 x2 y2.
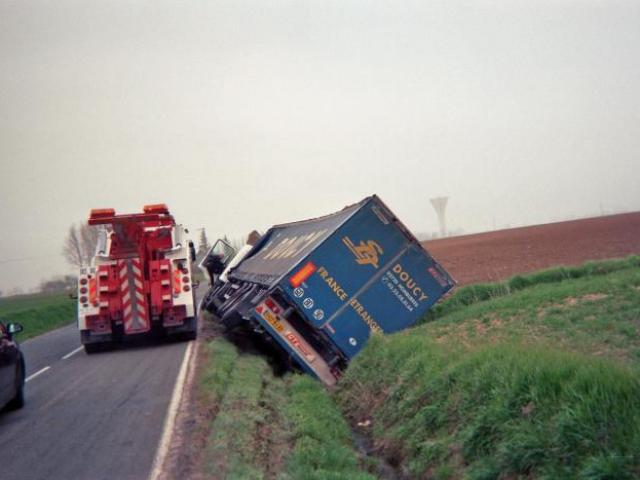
179 316 197 341
201 287 219 314
221 308 244 331
183 330 197 341
84 343 102 354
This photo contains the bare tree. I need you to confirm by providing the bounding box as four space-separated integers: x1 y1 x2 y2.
80 223 100 264
63 222 99 268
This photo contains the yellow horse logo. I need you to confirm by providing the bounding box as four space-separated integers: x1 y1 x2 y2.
342 237 383 268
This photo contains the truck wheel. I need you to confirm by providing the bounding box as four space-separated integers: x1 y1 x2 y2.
202 288 218 314
84 343 102 354
221 309 245 331
183 330 197 341
7 359 25 410
181 316 197 341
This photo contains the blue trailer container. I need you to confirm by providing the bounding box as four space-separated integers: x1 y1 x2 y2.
205 195 455 385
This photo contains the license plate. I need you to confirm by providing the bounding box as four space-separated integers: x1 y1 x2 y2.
263 310 285 333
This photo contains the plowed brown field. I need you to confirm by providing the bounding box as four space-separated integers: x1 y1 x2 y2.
422 212 640 286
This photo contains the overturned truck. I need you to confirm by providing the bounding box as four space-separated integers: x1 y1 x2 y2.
201 195 455 385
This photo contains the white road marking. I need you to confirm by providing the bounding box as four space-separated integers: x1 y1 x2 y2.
26 366 51 383
147 340 195 480
62 346 84 360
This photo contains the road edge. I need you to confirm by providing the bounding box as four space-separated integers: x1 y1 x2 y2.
147 340 195 480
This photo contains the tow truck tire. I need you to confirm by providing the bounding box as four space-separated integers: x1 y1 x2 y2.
178 316 197 341
84 343 102 354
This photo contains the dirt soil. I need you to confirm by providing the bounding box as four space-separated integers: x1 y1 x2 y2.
423 211 640 286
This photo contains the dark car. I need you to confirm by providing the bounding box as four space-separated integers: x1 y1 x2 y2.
0 321 25 411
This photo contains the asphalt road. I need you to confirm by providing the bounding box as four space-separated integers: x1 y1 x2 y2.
0 295 199 480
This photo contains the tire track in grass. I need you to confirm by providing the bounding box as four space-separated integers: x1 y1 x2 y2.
197 337 374 479
279 376 376 480
204 352 270 478
199 338 292 479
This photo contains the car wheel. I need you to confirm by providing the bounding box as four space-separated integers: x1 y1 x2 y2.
7 360 25 410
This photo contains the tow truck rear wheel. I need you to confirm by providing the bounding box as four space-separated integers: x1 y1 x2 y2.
182 330 197 341
83 343 102 354
181 316 197 341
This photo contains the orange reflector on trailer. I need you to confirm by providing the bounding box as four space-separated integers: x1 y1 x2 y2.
289 261 317 288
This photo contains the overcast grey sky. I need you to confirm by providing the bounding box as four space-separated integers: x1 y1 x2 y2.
1 0 639 292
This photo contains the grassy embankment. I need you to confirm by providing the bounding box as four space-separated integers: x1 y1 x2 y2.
198 336 374 479
0 292 76 340
337 256 640 479
196 256 640 479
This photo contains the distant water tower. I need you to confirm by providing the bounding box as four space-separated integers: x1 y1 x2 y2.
430 197 448 237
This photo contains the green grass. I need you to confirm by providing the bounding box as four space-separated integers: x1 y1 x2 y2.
198 337 372 479
337 338 640 479
0 292 76 340
422 259 640 366
200 339 273 479
196 257 640 478
335 257 640 479
204 347 274 479
425 255 640 322
281 376 376 480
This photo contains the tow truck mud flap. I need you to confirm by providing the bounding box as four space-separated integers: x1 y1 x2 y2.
118 258 151 334
252 304 336 386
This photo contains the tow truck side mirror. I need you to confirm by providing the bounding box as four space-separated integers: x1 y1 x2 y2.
189 241 196 262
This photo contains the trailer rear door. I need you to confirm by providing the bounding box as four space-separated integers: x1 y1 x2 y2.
280 197 454 358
